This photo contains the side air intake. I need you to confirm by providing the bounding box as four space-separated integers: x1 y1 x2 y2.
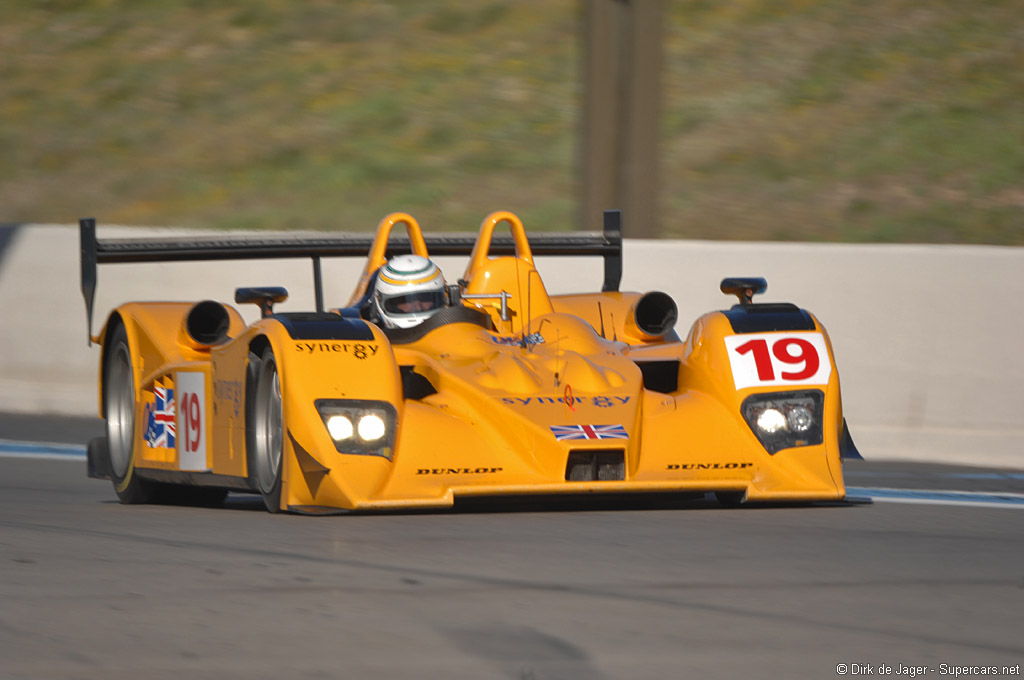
626 291 678 340
181 300 231 350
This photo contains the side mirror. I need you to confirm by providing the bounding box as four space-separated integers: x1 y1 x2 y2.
235 286 288 318
720 277 767 306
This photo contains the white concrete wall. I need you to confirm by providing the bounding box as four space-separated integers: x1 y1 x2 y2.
2 223 1021 469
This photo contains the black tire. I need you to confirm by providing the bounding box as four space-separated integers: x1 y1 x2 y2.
247 346 284 513
104 323 156 504
243 350 261 492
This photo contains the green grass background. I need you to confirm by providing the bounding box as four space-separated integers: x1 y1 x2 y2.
1 0 1021 242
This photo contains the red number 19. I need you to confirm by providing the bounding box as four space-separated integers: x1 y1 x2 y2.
181 392 201 452
735 337 819 381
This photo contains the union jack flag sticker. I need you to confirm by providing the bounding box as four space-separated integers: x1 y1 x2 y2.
145 381 176 449
549 424 629 441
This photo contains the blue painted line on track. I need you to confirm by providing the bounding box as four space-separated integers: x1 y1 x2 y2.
942 472 1024 480
848 486 1024 507
848 471 1024 481
0 440 87 459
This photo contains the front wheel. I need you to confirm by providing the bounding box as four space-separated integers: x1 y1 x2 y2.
249 346 284 513
104 323 156 504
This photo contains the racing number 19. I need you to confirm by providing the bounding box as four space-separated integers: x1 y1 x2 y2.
735 337 819 381
180 391 202 454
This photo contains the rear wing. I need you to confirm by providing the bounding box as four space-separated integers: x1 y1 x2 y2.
80 210 624 344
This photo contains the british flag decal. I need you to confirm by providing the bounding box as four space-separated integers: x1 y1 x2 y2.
549 424 629 441
144 380 176 449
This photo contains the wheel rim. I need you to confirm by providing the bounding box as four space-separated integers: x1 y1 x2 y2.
254 358 283 495
107 343 134 478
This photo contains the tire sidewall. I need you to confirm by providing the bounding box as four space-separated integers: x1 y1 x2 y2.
104 323 153 504
247 346 284 513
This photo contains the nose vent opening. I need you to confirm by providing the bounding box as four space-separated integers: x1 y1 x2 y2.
400 366 438 400
565 450 625 481
637 360 680 394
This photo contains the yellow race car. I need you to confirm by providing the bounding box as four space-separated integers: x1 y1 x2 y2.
80 210 860 513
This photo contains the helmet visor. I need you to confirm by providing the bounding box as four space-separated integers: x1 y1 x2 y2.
381 291 445 315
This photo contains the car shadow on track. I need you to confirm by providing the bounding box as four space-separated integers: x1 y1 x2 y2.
210 492 868 516
451 493 867 515
106 490 870 515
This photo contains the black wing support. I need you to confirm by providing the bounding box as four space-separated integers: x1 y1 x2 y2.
80 217 98 346
79 210 624 345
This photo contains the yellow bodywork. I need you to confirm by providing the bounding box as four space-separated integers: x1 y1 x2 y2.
96 211 848 512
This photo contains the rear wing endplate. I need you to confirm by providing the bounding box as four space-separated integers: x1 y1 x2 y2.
80 210 624 345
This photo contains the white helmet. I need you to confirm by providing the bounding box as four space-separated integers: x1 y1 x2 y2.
373 254 447 329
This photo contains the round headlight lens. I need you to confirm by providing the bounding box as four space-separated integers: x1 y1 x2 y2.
786 406 814 433
357 414 386 442
326 415 354 441
756 408 787 434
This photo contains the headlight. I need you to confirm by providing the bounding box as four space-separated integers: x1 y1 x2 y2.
316 400 397 458
786 406 814 433
357 414 386 442
741 390 824 454
756 408 787 434
326 415 354 441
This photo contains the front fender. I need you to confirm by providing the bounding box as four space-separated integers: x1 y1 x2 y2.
246 315 404 510
95 302 246 418
673 307 848 499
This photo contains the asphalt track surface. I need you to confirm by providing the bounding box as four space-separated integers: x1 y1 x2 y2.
1 414 1022 680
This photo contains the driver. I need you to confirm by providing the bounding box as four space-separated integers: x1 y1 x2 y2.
372 254 447 329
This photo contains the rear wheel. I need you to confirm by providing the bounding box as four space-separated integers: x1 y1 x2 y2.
104 323 155 504
249 346 284 512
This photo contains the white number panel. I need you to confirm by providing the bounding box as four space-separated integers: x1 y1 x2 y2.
176 371 209 471
723 332 832 390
